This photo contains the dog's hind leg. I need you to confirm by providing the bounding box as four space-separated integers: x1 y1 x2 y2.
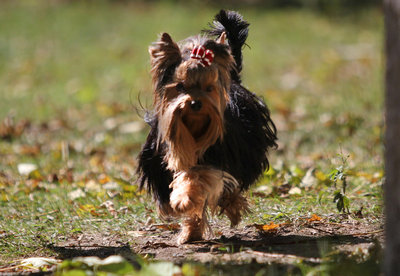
218 190 250 227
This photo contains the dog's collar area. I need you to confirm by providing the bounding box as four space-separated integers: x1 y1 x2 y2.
190 45 214 67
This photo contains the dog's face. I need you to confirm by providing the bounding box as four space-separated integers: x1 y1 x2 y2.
149 33 235 171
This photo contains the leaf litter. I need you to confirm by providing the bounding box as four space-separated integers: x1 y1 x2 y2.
0 113 383 274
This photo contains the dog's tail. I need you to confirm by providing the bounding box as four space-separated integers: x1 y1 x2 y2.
204 10 249 80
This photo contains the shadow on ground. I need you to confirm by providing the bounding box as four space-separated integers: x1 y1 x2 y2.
43 222 382 275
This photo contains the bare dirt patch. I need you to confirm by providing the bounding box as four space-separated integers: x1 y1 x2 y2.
49 218 383 266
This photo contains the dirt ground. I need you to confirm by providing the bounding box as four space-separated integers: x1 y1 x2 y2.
50 218 383 267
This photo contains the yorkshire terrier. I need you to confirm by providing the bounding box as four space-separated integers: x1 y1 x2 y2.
137 10 277 244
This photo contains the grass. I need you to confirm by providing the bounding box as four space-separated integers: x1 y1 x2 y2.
0 1 383 274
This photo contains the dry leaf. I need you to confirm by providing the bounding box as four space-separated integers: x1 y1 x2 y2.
254 222 281 232
300 167 316 188
118 206 129 214
288 187 301 195
254 185 273 196
99 174 111 184
127 231 147 237
20 257 60 269
103 182 120 191
0 116 28 140
100 200 118 217
68 188 86 200
154 223 180 231
307 214 322 222
18 145 41 156
77 204 101 216
17 163 37 176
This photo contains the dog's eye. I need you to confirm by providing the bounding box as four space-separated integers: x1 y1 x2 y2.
205 85 214 93
176 82 185 92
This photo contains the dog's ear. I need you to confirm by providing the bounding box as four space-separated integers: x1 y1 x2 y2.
216 32 226 44
149 33 182 93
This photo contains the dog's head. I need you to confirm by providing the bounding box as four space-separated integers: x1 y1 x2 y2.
149 33 235 171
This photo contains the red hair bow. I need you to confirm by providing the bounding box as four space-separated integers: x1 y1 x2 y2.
190 45 214 67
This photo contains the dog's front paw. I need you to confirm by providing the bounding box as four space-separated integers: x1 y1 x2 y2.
177 228 203 245
177 215 205 244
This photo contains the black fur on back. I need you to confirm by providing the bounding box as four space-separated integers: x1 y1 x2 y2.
201 82 277 190
203 10 250 82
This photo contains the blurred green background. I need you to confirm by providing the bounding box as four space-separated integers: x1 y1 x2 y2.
0 0 383 165
0 0 382 119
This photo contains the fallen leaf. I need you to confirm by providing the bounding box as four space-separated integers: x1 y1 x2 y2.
127 230 147 237
300 167 316 188
118 206 129 214
288 187 302 195
18 145 41 156
254 185 273 196
77 204 100 216
20 257 60 270
145 217 154 225
307 214 322 222
276 183 291 195
100 200 118 217
103 181 121 191
85 180 102 192
68 188 86 200
98 174 111 184
153 223 180 231
0 116 28 140
254 222 281 232
17 163 38 176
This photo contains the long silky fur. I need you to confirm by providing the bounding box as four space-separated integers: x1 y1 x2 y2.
136 117 173 216
202 83 277 191
137 10 277 220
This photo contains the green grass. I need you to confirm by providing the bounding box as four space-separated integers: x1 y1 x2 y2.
0 0 383 273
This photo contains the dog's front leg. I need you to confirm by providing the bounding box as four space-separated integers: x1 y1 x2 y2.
169 171 208 244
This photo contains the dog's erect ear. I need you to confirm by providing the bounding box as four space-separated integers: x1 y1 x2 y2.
149 33 182 93
216 32 226 44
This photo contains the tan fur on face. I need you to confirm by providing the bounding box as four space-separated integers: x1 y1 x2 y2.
175 59 228 113
157 86 224 171
157 93 197 171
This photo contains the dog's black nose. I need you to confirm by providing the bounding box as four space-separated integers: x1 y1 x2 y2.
190 100 202 111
